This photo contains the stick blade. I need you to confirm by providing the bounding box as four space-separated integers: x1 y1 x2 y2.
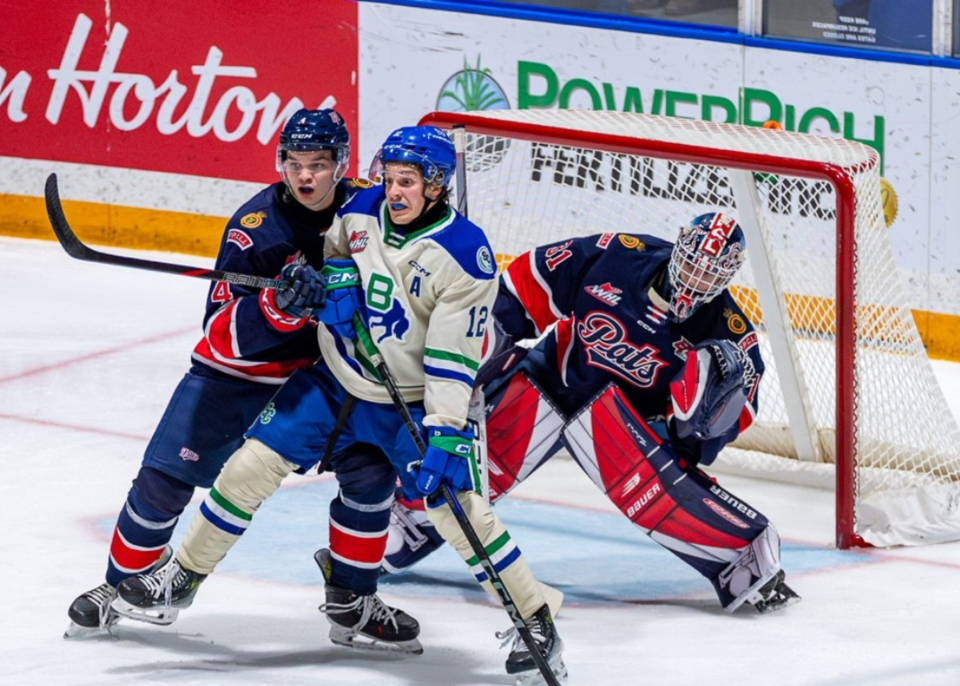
44 173 91 260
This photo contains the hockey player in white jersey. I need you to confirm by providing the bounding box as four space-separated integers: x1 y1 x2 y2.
114 126 566 683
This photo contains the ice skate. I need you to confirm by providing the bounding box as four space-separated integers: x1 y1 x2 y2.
64 583 119 638
749 570 801 614
500 603 567 686
65 545 172 637
315 548 423 654
112 556 206 625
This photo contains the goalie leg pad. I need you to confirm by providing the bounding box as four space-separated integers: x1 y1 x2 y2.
178 438 297 575
561 384 777 600
426 490 547 620
484 371 566 500
382 499 446 574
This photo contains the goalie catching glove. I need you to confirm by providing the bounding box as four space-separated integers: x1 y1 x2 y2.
318 259 366 338
670 339 754 441
415 425 480 496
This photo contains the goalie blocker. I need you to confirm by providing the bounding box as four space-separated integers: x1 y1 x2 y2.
385 368 799 614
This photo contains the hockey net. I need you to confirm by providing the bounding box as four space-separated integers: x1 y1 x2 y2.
420 108 960 549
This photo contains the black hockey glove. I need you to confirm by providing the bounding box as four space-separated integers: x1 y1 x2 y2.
275 263 326 318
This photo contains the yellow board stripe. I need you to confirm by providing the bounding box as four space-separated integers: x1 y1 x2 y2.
0 193 225 258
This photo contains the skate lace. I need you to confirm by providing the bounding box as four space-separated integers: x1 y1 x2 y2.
139 560 186 606
496 617 546 652
88 583 118 628
319 593 400 631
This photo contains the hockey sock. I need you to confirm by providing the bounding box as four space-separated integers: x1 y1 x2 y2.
427 490 545 620
177 439 296 575
106 467 193 587
328 492 392 595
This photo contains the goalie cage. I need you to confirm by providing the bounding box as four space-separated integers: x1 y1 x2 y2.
419 108 960 549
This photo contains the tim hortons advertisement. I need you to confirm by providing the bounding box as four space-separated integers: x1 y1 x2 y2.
0 0 359 184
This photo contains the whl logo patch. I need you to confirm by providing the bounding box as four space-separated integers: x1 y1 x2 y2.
585 282 622 306
350 231 369 253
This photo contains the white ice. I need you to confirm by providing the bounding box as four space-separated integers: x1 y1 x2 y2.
2 236 960 686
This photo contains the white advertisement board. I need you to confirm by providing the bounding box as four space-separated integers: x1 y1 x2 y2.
359 2 960 317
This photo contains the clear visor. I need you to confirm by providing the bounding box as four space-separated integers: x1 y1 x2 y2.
277 147 347 183
368 148 439 186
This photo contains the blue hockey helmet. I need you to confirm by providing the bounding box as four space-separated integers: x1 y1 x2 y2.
276 108 350 178
667 212 746 322
373 126 456 189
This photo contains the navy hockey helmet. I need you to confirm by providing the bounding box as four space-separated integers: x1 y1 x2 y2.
276 108 350 179
667 212 746 322
372 126 456 189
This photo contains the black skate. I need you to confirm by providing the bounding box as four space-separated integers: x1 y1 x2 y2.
112 557 207 625
64 583 119 638
65 545 172 638
315 548 422 654
750 570 801 614
500 603 567 686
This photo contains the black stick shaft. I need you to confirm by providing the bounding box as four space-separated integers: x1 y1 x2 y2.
354 318 561 686
44 173 288 290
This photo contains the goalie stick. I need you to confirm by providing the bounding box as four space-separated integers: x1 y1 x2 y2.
353 315 563 686
44 173 289 290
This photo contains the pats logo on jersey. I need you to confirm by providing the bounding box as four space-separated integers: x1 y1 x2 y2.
576 311 667 388
585 282 623 306
350 231 369 253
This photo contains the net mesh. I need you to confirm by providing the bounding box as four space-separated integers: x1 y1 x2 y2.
435 109 960 547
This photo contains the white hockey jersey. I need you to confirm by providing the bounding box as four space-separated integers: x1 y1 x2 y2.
319 185 498 429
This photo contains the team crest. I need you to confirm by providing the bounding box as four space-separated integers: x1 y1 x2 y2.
724 309 747 334
350 178 374 189
240 212 265 229
350 230 369 253
477 246 495 275
576 311 666 388
585 282 623 306
618 235 645 251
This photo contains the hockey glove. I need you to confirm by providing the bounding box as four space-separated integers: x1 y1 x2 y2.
415 425 479 496
274 263 326 318
670 338 753 441
318 259 365 339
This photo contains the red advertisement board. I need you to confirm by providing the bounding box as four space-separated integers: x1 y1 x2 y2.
0 0 359 183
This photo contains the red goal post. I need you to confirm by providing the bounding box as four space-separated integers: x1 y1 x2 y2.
420 108 960 549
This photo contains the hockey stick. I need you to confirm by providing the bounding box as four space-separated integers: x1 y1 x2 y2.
44 173 288 290
353 316 562 686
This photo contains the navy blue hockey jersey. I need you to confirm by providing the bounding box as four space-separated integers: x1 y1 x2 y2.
191 178 370 383
496 233 764 442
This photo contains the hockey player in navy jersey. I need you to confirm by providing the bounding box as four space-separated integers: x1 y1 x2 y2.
384 212 800 615
113 126 567 683
66 108 365 636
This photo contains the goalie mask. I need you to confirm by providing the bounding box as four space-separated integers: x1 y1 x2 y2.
276 108 351 186
667 212 746 322
369 126 456 190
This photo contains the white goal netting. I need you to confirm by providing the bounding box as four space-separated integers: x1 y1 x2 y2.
425 108 960 548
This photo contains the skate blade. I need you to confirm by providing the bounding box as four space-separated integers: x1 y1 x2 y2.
514 656 568 686
110 597 180 626
328 624 424 655
755 588 802 615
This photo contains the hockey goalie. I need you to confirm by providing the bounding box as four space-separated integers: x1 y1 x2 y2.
385 212 801 615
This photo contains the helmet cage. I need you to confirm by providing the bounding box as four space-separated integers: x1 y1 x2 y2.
667 213 746 322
